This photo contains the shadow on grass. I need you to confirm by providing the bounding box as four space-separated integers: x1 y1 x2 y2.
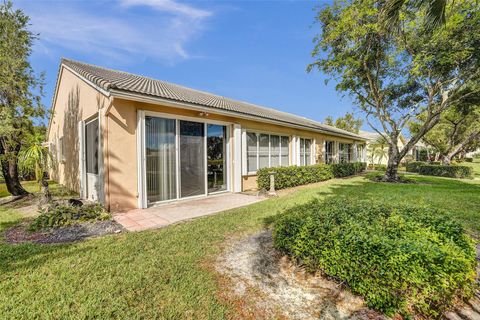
0 240 97 273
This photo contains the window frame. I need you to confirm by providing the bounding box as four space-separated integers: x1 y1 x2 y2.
299 137 313 166
324 140 334 164
246 131 290 174
338 142 353 163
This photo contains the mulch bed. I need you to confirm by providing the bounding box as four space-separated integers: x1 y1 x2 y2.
4 220 124 244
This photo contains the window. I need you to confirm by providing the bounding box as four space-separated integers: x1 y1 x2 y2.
356 144 364 162
246 132 290 172
299 138 312 166
324 141 334 164
58 136 66 162
338 143 352 163
247 132 258 172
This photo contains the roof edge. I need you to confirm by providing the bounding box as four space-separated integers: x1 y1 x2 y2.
110 88 367 141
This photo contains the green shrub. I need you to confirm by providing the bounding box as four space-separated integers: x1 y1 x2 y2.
29 202 111 231
418 164 473 179
257 164 333 190
405 161 426 173
257 162 366 190
465 157 473 163
273 198 476 317
331 162 366 178
373 164 386 171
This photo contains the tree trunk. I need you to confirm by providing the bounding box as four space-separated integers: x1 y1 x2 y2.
38 172 52 206
385 144 400 181
0 143 29 196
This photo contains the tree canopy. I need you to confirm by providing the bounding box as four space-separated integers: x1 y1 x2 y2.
308 0 480 180
324 112 363 134
0 0 45 195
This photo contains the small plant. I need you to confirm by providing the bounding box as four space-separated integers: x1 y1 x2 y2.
273 198 477 317
29 202 111 231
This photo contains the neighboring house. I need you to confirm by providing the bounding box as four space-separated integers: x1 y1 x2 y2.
359 130 426 165
48 59 366 211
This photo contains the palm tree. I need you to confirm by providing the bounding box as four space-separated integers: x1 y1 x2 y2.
368 136 389 165
382 0 448 30
19 132 52 205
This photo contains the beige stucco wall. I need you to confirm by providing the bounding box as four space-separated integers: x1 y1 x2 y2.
105 99 363 204
48 68 364 211
47 67 110 193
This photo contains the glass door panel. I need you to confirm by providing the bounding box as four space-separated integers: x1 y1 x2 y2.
207 124 227 193
180 120 205 198
145 116 177 204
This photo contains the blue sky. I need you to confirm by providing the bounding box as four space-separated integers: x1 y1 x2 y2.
18 0 361 127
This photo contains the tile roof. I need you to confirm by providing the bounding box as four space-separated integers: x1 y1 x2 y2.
61 58 365 140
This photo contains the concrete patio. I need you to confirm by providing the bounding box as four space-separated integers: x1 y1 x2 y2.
114 193 265 231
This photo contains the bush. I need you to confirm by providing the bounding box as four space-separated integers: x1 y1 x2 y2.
29 202 111 231
273 198 476 317
373 164 386 171
331 162 366 178
405 161 426 173
257 164 333 190
257 162 366 190
418 164 473 179
465 157 473 163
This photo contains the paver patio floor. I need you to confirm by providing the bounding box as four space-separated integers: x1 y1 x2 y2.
114 193 265 231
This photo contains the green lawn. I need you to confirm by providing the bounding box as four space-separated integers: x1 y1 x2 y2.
0 180 39 198
0 174 479 319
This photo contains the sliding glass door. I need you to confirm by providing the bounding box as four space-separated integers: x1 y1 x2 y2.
179 120 205 198
145 116 177 204
207 124 227 193
144 115 228 205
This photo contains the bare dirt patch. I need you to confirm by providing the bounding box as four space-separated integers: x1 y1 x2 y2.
216 230 386 320
4 220 124 244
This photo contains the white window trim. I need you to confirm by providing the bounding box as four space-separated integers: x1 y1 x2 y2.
298 137 314 166
245 131 291 175
137 110 235 208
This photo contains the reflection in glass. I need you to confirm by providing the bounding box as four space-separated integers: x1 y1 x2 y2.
180 120 205 198
207 124 227 193
145 117 176 203
259 134 269 169
247 132 258 172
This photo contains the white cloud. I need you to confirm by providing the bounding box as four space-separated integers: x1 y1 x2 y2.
119 0 212 19
21 0 213 63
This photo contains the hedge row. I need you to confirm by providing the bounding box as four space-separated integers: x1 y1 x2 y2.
406 161 473 178
331 162 367 177
418 164 473 178
257 162 366 190
405 161 425 173
273 198 477 317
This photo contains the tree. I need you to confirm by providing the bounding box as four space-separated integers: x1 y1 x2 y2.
308 0 480 181
324 112 363 134
411 105 480 164
19 128 52 205
367 136 389 165
382 0 448 30
0 1 45 195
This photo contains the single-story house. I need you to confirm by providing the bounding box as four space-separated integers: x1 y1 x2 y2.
359 130 427 165
47 59 366 212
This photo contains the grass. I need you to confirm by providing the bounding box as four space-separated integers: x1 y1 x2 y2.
0 180 40 198
464 158 480 179
0 173 479 318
